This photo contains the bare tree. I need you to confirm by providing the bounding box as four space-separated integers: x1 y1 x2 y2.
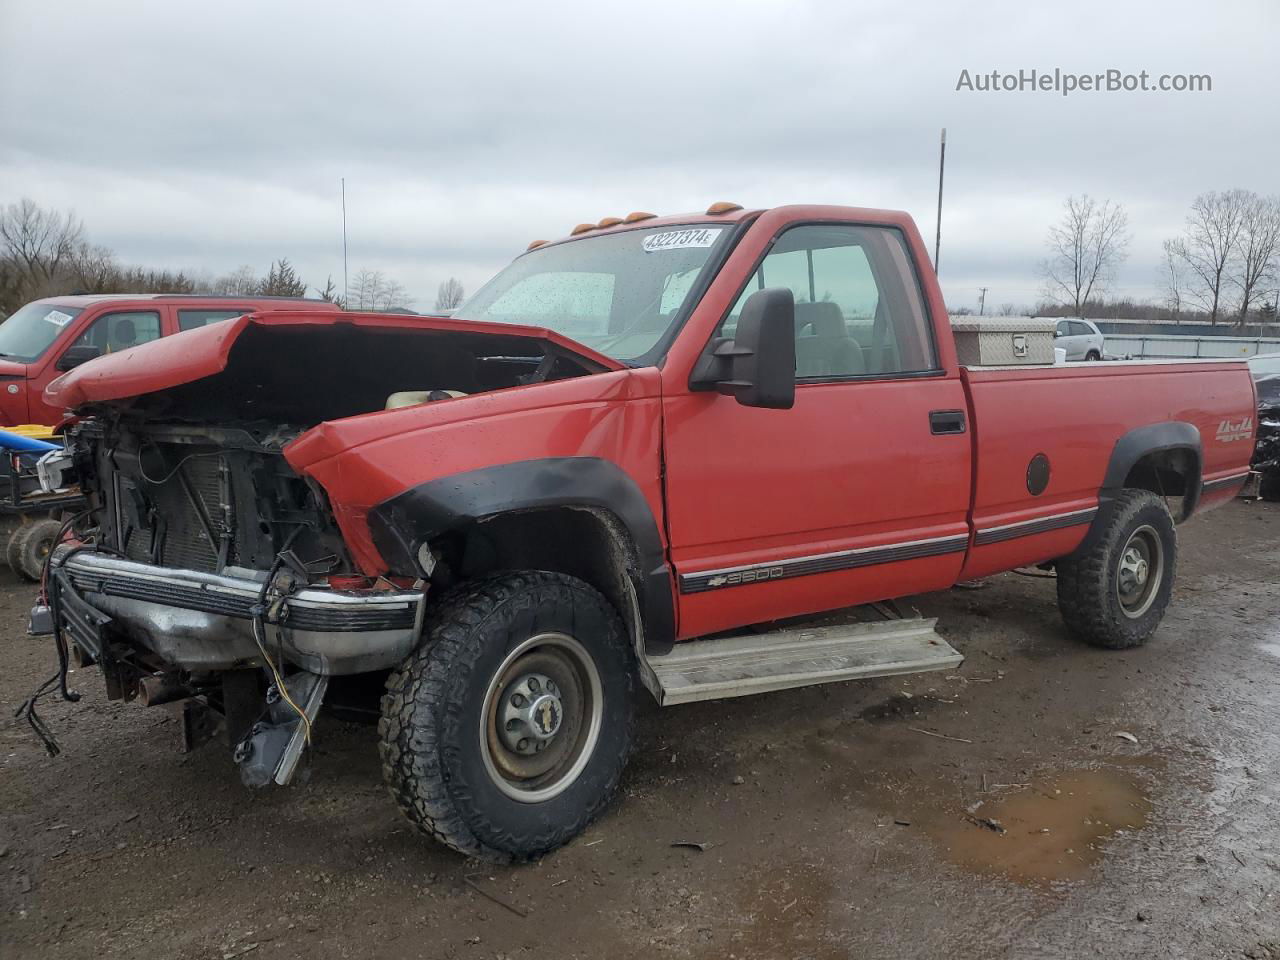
1040 195 1130 317
210 265 259 296
0 198 85 308
1160 238 1187 321
0 198 83 283
435 277 465 311
1231 193 1280 325
997 303 1016 316
349 269 413 311
1176 189 1247 324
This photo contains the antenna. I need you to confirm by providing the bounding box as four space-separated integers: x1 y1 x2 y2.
934 128 946 272
341 178 349 306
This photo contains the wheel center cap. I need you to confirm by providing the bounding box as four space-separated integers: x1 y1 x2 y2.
529 694 562 738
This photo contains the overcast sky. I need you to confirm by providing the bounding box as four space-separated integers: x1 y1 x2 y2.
2 0 1275 313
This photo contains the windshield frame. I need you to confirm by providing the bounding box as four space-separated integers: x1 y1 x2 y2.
456 217 753 368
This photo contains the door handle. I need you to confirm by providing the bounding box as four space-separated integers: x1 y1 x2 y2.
929 410 966 435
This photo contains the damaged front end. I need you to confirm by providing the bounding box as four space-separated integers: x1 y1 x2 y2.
29 310 611 785
43 417 425 785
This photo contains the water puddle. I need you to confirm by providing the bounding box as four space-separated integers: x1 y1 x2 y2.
924 769 1152 885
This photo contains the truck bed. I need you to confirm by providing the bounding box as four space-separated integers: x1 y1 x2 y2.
958 358 1255 580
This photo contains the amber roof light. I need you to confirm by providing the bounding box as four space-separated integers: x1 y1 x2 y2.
527 240 548 250
624 211 657 223
570 222 595 235
597 216 623 228
706 201 743 215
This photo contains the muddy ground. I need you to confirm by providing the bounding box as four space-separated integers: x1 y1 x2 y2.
1 500 1278 960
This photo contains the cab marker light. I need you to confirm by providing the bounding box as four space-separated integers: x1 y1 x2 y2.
597 216 623 228
570 223 596 235
624 211 657 223
706 201 743 214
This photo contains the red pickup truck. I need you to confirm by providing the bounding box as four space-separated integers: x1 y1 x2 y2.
34 203 1255 863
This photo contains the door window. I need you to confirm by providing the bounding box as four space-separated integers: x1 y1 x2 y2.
69 311 161 355
719 224 937 378
1068 320 1093 336
179 308 251 331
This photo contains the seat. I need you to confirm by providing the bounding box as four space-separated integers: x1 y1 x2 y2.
385 389 468 410
794 302 864 377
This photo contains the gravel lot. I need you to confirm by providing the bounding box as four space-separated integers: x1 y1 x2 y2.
2 499 1278 960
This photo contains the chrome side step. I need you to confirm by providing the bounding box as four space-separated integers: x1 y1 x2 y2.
648 617 961 706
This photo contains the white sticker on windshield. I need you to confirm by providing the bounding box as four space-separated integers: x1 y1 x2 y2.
43 310 73 327
642 228 722 253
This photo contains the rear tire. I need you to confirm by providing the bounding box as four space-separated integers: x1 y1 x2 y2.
1259 468 1280 503
379 571 636 862
1085 350 1101 362
13 518 61 582
5 524 27 574
1056 490 1176 649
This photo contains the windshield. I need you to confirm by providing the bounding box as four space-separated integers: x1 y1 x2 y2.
0 301 85 363
455 224 732 362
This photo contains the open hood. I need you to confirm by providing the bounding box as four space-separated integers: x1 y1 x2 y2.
44 310 623 415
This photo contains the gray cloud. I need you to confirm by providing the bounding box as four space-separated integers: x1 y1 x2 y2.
2 0 1275 312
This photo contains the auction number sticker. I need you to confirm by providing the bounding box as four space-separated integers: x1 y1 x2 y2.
43 310 74 327
642 228 722 253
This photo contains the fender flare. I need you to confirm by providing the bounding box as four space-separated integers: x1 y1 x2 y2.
367 457 676 652
1079 421 1202 551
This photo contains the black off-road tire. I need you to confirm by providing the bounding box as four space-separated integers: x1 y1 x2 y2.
13 518 61 582
1259 468 1280 503
1055 490 1177 649
5 524 27 574
379 571 636 862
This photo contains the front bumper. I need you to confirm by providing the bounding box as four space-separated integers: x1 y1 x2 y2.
53 549 425 675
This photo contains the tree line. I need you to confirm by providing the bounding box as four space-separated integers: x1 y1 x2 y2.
0 198 468 318
1037 189 1280 325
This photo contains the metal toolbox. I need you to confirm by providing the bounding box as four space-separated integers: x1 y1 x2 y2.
949 317 1057 366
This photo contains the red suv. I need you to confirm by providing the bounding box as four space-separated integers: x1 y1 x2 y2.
0 294 339 425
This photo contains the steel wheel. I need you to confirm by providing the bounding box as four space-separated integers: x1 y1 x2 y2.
479 632 603 803
1115 523 1163 619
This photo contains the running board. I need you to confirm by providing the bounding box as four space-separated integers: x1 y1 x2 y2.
648 617 961 706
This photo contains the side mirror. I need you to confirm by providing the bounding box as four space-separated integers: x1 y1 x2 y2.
1053 329 1063 338
56 344 102 371
692 287 796 409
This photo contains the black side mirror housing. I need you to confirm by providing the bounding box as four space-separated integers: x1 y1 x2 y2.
56 344 102 371
691 287 796 409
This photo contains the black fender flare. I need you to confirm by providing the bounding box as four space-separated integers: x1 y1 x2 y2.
367 457 676 652
1078 421 1202 552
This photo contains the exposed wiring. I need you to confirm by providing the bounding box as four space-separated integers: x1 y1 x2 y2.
136 444 222 486
250 615 313 745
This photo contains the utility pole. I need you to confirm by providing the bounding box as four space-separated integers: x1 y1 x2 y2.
341 178 349 307
934 127 946 272
977 287 988 316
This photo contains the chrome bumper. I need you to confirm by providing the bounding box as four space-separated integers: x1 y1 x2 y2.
54 549 425 676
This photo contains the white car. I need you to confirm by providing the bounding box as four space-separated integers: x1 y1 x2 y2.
1053 318 1105 361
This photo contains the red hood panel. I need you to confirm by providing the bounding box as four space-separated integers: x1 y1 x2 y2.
44 311 624 410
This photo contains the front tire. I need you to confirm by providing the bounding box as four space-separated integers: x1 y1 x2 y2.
1056 490 1177 649
1085 350 1101 362
379 571 636 862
